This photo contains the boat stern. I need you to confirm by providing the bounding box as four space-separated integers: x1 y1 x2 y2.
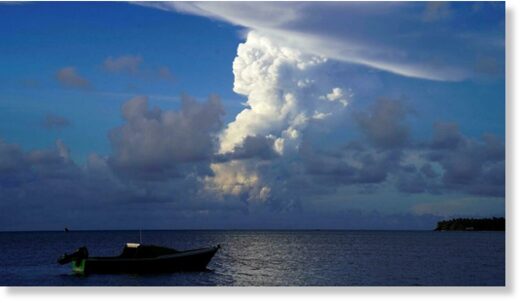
71 259 87 274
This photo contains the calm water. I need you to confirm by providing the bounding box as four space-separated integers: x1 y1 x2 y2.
0 230 505 286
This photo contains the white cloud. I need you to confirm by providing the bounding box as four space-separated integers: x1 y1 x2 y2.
219 31 348 155
323 87 350 107
204 160 270 203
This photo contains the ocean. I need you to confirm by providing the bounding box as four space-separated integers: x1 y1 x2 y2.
0 230 505 286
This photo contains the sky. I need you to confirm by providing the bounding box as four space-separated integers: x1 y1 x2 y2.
0 1 505 231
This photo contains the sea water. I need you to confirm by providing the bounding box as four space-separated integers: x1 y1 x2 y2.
0 230 505 286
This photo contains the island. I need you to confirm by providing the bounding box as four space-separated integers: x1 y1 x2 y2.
434 217 505 231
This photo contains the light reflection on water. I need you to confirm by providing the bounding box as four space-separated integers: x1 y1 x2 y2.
0 230 505 286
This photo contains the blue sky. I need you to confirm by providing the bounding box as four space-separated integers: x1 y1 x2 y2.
0 2 244 160
0 2 505 230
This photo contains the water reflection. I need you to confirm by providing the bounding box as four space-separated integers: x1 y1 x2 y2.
0 230 505 286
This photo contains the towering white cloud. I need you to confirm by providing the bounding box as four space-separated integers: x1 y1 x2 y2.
219 31 349 156
206 31 349 202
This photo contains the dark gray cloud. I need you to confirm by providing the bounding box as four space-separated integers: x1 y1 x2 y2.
426 123 505 197
0 140 442 230
0 136 244 230
0 138 74 177
396 169 429 194
301 141 403 190
355 98 411 149
1 93 227 230
0 89 504 230
430 122 464 149
108 94 224 180
217 135 278 161
293 99 504 199
55 66 92 90
420 163 438 179
42 113 71 130
0 139 27 177
2 92 228 229
0 138 81 205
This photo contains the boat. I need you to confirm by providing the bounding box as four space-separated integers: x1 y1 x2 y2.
57 243 220 274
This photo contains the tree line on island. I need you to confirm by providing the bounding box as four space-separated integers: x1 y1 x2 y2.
434 217 505 231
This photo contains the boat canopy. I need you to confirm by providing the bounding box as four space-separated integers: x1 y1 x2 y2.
119 244 179 258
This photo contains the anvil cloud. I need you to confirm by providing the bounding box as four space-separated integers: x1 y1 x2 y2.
143 1 504 81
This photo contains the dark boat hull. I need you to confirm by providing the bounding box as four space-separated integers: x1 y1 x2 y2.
72 246 219 274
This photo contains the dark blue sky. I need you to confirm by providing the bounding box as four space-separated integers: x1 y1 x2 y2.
0 2 505 230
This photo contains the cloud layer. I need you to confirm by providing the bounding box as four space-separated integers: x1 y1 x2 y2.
0 96 504 230
302 99 505 198
143 1 504 81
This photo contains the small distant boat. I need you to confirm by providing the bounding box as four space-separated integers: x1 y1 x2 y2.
58 243 220 274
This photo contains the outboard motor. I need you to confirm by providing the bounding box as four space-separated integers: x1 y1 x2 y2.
57 246 88 265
